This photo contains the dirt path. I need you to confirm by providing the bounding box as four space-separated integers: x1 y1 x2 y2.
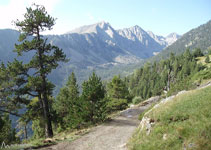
41 97 159 150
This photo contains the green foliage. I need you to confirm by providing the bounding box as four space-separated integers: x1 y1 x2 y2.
107 98 128 112
106 75 131 112
138 104 156 121
193 48 204 57
132 97 143 105
24 97 56 139
81 72 107 124
32 119 45 139
107 75 130 100
205 55 210 63
53 72 85 130
0 113 19 144
127 49 206 99
0 4 67 138
151 20 211 62
208 48 211 55
191 68 211 81
129 85 211 150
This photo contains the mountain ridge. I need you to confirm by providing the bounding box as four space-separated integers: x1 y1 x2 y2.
0 21 180 88
150 20 211 61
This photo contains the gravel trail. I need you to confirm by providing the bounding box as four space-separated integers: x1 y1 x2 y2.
40 97 160 150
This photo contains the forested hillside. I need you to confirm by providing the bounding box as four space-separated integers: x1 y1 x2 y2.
126 48 211 103
151 20 211 61
0 3 211 150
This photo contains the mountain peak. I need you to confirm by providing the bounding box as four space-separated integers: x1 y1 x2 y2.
127 25 144 32
132 25 142 29
66 21 112 34
96 21 112 30
165 33 181 45
166 32 180 38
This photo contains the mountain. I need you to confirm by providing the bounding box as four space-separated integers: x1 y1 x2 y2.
67 21 114 34
147 31 181 47
0 29 19 63
165 32 181 45
0 21 180 89
117 26 166 58
151 20 211 61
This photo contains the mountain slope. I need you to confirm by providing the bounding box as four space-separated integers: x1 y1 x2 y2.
129 82 211 150
0 22 180 88
0 29 19 63
152 20 211 61
117 26 165 58
147 31 181 48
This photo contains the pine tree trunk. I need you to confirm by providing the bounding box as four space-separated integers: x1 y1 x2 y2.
42 97 53 138
41 74 53 138
38 81 53 138
24 125 28 139
167 71 170 91
37 28 53 138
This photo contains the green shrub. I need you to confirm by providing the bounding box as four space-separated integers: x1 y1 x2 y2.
138 104 156 120
32 119 45 139
0 114 19 144
191 69 211 82
107 98 128 112
132 96 143 104
205 55 210 63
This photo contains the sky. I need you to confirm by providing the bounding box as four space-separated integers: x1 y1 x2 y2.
0 0 210 36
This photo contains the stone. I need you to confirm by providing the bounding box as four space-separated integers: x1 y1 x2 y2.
163 134 167 140
43 138 54 143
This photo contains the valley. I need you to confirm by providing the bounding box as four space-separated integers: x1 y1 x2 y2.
0 2 210 150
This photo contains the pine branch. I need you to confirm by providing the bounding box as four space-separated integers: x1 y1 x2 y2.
0 109 22 117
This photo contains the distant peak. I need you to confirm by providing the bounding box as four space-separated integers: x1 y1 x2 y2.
131 25 143 30
97 20 108 25
134 25 140 28
166 32 180 38
96 21 111 29
66 21 113 34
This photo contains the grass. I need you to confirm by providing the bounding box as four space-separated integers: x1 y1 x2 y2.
197 55 211 67
5 128 91 150
128 85 211 150
138 103 156 121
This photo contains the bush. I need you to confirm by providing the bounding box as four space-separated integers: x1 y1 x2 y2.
107 98 128 112
0 114 19 144
205 55 210 63
32 119 45 139
191 69 211 81
132 96 143 104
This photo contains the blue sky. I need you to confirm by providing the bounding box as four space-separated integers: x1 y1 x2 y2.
0 0 210 36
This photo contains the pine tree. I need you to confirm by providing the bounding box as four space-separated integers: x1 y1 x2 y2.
0 4 67 138
107 75 130 100
0 113 18 144
193 48 203 57
81 72 107 123
184 48 192 61
54 72 83 129
107 75 131 111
